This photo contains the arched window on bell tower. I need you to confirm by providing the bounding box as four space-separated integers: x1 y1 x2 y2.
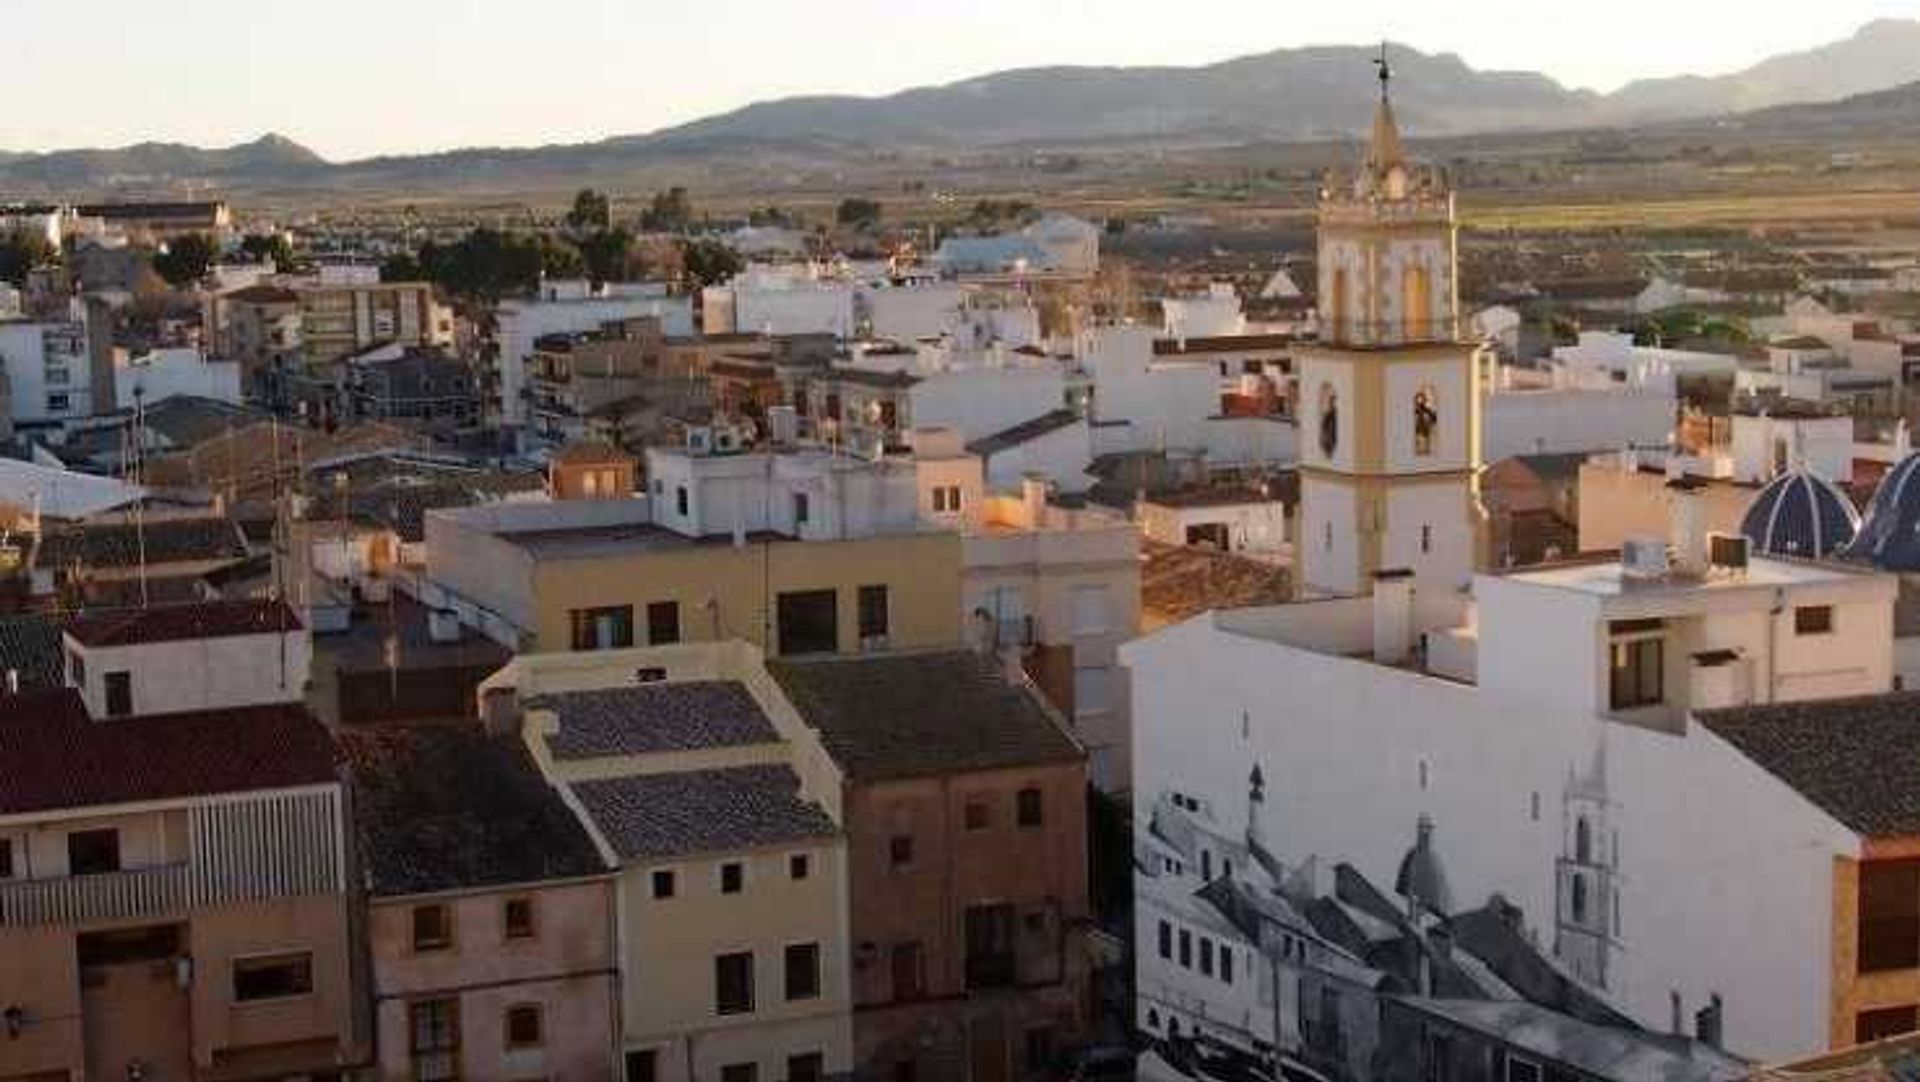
1330 266 1351 345
1403 260 1433 343
1414 385 1438 457
1318 383 1339 459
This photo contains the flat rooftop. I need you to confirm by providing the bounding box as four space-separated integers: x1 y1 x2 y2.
508 523 790 560
1497 554 1872 599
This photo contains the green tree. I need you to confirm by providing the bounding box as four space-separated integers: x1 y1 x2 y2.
578 228 633 286
151 233 217 287
0 229 57 288
835 198 882 230
379 251 424 283
679 238 741 290
640 186 694 233
238 232 294 268
565 188 612 233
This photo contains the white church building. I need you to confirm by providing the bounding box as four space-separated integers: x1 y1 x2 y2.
1128 68 1920 1082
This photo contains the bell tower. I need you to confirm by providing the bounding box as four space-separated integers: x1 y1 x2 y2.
1296 48 1484 598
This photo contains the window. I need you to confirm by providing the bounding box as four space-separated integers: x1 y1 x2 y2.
1074 668 1113 716
858 584 890 642
1420 524 1433 555
933 485 963 513
720 861 745 894
1199 937 1214 977
964 800 991 831
1608 632 1664 711
652 869 677 899
1071 585 1110 634
789 853 810 880
1221 946 1234 985
1859 859 1920 973
67 829 119 875
1158 920 1172 960
409 999 460 1082
647 601 681 646
890 835 914 867
232 952 313 1001
625 1049 659 1082
504 897 535 940
965 903 1017 989
45 393 69 413
103 671 132 717
785 942 821 1000
1504 1058 1542 1082
892 941 925 1000
676 486 689 516
776 589 839 655
1857 1004 1920 1044
505 1004 543 1049
1796 605 1835 635
570 605 635 651
1178 929 1192 968
0 838 11 879
412 904 453 952
722 1065 758 1082
789 1052 825 1082
1017 787 1044 827
67 650 84 687
794 492 811 525
715 951 755 1014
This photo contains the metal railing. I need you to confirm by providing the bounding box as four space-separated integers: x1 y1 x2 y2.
0 863 192 927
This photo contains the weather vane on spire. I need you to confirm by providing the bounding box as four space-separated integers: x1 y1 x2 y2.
1374 41 1392 102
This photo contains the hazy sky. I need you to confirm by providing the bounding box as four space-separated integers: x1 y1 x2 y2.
4 0 1918 159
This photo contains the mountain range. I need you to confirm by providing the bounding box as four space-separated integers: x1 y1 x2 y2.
4 19 1919 195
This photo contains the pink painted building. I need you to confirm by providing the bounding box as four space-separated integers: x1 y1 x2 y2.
345 723 620 1081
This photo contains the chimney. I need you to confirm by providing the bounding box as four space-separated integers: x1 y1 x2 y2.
480 686 523 738
1667 478 1708 577
1022 473 1048 529
1373 569 1416 665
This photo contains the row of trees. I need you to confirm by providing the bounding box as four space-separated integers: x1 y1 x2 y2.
379 226 742 301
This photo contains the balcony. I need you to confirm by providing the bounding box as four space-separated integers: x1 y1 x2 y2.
0 863 192 927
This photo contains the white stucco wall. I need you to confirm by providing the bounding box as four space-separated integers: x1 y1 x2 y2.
1125 612 1862 1065
68 630 312 716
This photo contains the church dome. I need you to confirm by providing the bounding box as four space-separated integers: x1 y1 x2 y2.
1394 815 1453 917
1741 468 1860 559
1846 452 1920 570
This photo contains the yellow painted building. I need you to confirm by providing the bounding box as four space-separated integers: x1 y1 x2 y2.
424 498 962 658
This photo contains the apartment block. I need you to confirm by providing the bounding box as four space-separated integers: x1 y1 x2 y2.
0 692 360 1081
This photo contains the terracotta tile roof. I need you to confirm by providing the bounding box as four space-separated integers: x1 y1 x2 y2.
223 284 300 305
342 724 610 896
768 650 1083 782
0 692 337 816
33 516 250 571
572 764 837 860
532 681 780 760
1152 333 1295 356
0 613 66 691
64 599 302 648
1140 540 1292 625
1697 691 1920 837
550 439 632 465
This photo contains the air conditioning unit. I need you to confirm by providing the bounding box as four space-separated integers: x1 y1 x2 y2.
1708 533 1750 573
1621 537 1670 580
714 426 741 453
685 425 713 454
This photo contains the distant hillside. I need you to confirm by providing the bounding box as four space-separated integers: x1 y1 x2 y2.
1603 19 1920 122
637 44 1599 147
2 21 1917 197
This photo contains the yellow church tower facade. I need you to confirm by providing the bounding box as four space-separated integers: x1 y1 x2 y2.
1296 57 1486 599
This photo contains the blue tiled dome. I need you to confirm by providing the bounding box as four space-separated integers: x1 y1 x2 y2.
1741 468 1860 559
1847 453 1920 570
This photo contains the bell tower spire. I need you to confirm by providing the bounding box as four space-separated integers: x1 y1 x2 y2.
1295 55 1487 599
